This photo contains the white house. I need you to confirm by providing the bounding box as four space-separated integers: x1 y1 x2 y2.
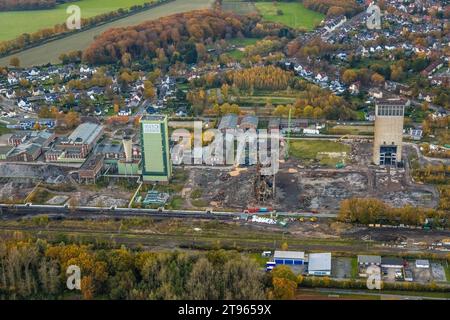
28 69 39 76
369 88 383 99
32 87 43 96
17 99 29 109
7 76 18 85
316 73 328 83
5 90 16 99
118 108 132 116
349 82 360 95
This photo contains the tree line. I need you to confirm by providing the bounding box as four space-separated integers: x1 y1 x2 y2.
0 237 271 300
0 0 78 11
338 198 448 228
302 0 363 17
228 65 293 91
0 0 57 11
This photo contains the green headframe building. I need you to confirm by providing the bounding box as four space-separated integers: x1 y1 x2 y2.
140 115 172 182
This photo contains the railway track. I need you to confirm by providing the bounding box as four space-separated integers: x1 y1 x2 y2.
0 204 235 221
0 203 337 220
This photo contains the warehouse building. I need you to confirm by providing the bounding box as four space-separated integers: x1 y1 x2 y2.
45 122 103 162
358 255 381 266
280 118 308 131
95 142 125 163
415 259 430 269
78 154 104 184
273 251 305 265
8 133 28 147
358 255 381 277
60 122 103 153
381 257 404 269
0 145 13 160
239 115 258 130
218 114 238 132
3 131 55 162
308 253 332 276
5 142 42 162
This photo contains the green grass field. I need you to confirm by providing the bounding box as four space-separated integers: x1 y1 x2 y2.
0 124 11 135
221 0 257 15
328 125 374 136
226 37 259 60
351 257 358 279
227 37 259 47
289 140 350 166
0 0 155 41
254 2 324 30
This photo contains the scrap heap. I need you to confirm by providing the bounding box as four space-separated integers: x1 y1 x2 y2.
254 162 275 203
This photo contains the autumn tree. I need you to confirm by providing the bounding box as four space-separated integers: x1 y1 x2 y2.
121 53 132 67
9 56 20 67
327 6 346 17
270 265 298 300
271 278 297 299
186 258 220 299
371 73 385 86
143 81 156 100
313 106 323 119
219 103 240 115
118 71 133 89
64 111 80 129
390 65 404 81
342 69 357 84
303 105 315 118
229 66 293 91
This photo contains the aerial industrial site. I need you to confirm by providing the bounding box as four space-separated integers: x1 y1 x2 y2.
0 0 448 304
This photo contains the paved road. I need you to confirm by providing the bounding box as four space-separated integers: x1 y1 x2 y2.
0 0 213 67
410 99 440 112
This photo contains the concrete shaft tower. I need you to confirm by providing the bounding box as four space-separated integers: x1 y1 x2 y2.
373 99 406 166
140 115 172 182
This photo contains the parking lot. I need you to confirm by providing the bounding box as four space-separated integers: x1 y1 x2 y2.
431 263 447 282
382 268 403 282
411 266 432 283
332 257 352 279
